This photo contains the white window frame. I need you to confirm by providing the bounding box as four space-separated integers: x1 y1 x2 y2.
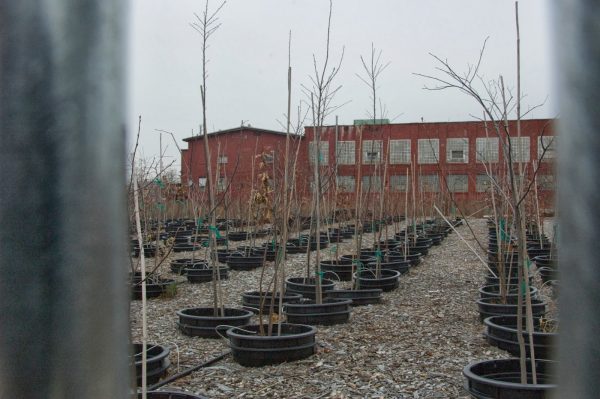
476 137 499 163
309 141 329 165
336 175 355 192
538 136 556 161
510 136 530 163
447 174 468 193
361 175 382 192
390 175 410 192
418 139 439 164
389 139 411 164
362 140 383 164
336 141 355 165
419 175 440 192
446 138 469 163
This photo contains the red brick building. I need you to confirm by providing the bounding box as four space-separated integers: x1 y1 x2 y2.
181 119 555 213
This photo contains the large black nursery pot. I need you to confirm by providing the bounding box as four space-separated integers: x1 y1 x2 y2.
354 269 400 292
285 277 335 300
133 343 170 386
484 315 557 359
170 258 194 275
366 259 411 274
227 231 250 241
319 259 354 281
133 243 157 258
226 252 264 271
388 250 422 266
476 297 547 322
131 273 175 300
479 284 539 301
326 288 383 306
284 298 352 325
176 307 253 338
463 358 556 399
241 290 302 313
226 323 317 367
185 263 229 283
286 238 309 254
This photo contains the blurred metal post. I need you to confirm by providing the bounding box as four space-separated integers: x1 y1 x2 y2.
0 1 130 398
555 0 600 397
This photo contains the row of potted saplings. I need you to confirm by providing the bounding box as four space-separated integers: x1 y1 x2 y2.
132 217 457 389
463 220 559 399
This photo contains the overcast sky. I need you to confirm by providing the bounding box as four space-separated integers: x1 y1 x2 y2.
127 0 556 172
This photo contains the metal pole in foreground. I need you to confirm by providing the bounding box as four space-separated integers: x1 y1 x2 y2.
555 1 600 398
0 1 130 398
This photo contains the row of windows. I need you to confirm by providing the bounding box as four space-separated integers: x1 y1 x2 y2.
334 174 555 193
309 136 556 165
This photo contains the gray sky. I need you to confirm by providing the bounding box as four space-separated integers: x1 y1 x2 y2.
127 0 556 172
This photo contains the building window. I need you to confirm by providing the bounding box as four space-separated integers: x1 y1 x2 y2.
390 175 410 192
418 139 439 164
476 138 499 163
538 136 556 161
336 175 355 192
476 175 492 192
361 175 382 192
510 137 530 163
362 140 383 164
446 138 469 163
217 177 227 192
389 139 411 164
217 155 228 164
263 151 274 164
419 175 439 192
538 175 555 190
336 141 355 165
199 177 207 191
447 174 468 193
309 141 329 165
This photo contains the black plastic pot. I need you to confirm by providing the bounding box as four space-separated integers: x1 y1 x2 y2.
176 307 253 338
320 259 354 281
241 291 302 313
463 358 557 398
226 253 264 271
185 264 229 283
366 260 411 274
216 249 235 263
228 231 250 241
476 297 547 322
485 274 530 286
133 244 157 258
326 288 383 306
388 251 422 266
170 258 194 275
285 277 335 300
339 254 376 267
479 284 539 301
133 343 170 386
227 323 317 367
286 239 308 254
354 269 400 292
284 298 352 325
131 274 176 300
251 247 277 262
484 315 557 359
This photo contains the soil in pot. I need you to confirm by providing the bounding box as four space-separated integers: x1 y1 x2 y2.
484 315 557 359
479 284 539 301
241 291 302 313
133 343 170 386
285 277 335 300
176 307 253 338
227 323 317 367
284 298 352 325
463 358 556 399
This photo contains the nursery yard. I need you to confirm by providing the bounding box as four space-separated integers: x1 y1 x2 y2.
130 218 556 399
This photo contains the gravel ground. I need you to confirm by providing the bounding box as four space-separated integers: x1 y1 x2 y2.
130 218 557 398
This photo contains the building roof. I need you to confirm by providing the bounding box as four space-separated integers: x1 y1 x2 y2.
183 126 302 142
